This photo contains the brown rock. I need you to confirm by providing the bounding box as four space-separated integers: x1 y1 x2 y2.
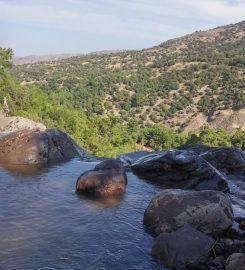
76 158 127 197
0 129 87 165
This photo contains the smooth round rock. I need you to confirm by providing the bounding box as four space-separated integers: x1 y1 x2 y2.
226 253 245 270
152 227 215 269
144 189 233 236
76 158 127 197
0 129 87 164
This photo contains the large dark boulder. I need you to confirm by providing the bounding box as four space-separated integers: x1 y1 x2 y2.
200 147 245 172
76 158 127 197
131 150 229 192
226 253 245 270
0 129 87 165
152 227 215 269
144 189 233 236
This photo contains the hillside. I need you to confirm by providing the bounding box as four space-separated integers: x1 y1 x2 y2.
13 54 81 65
13 50 124 65
12 21 245 132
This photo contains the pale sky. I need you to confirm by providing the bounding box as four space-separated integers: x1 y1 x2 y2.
0 0 245 56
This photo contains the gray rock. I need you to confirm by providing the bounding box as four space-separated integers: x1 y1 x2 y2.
76 158 127 197
144 189 233 236
131 150 229 192
0 129 88 164
152 227 215 269
178 144 213 154
200 147 245 172
226 253 245 270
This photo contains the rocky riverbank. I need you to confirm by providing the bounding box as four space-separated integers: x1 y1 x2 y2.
0 116 244 269
118 147 245 269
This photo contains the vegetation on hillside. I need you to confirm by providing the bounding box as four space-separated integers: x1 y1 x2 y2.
1 21 245 156
12 21 245 130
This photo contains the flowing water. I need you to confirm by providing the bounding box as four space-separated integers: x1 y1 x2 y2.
0 158 244 270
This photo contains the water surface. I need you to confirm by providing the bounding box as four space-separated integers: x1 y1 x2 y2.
0 159 163 270
0 158 244 270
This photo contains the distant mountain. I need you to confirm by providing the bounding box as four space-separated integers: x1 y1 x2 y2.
13 50 125 65
13 54 81 65
12 20 245 132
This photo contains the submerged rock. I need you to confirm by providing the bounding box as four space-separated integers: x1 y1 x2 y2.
76 158 127 197
144 189 233 236
152 227 215 269
226 253 245 270
131 150 229 192
0 129 87 165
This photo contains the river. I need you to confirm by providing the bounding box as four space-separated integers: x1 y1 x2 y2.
0 158 244 270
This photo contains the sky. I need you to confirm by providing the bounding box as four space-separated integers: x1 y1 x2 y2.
0 0 245 56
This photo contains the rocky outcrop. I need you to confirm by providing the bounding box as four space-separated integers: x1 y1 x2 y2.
144 189 233 236
0 129 87 164
131 150 229 192
152 227 215 269
226 253 245 270
178 144 213 154
0 116 46 134
76 159 127 197
200 147 245 172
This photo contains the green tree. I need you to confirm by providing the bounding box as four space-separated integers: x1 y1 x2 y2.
231 128 245 150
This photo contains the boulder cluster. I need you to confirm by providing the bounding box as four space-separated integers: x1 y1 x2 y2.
76 145 245 269
0 117 244 269
119 146 245 270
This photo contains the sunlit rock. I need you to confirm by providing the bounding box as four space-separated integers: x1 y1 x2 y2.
144 189 233 236
0 129 88 165
76 158 127 197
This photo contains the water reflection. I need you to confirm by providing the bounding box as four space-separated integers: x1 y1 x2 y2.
76 192 125 209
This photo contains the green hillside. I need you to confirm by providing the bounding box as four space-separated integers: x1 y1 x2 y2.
0 21 245 156
12 21 245 131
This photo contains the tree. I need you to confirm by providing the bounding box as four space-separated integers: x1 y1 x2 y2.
232 128 245 150
0 48 13 78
